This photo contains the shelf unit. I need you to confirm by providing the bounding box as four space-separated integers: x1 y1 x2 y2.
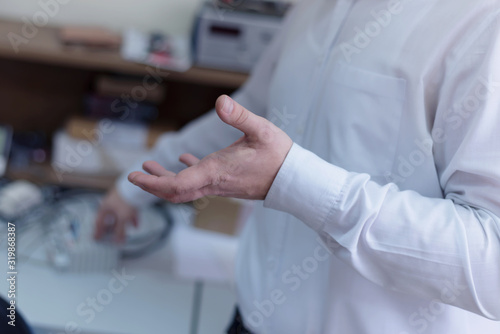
0 19 248 189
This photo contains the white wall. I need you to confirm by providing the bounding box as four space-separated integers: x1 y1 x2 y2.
0 0 204 36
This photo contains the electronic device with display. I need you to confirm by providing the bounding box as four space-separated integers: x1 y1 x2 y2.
193 0 291 72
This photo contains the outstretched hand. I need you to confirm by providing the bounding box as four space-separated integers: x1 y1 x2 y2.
128 95 293 203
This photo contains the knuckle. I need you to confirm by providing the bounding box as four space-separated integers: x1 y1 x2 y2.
170 181 190 200
234 108 250 126
213 171 227 186
171 184 183 196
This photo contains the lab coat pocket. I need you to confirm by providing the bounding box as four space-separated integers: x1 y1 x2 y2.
315 63 406 180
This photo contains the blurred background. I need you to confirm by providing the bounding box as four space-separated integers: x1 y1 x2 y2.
0 1 293 333
0 0 203 34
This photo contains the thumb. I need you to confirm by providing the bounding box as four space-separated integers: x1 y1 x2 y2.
216 95 268 138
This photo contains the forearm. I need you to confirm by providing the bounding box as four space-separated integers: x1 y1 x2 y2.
265 144 500 320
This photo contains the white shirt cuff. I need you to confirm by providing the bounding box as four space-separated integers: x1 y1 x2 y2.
264 143 350 231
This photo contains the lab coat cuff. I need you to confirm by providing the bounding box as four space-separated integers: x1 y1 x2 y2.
264 143 349 231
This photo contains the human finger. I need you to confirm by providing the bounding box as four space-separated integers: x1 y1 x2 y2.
142 160 176 177
94 208 109 240
114 216 127 243
215 95 271 139
179 153 200 167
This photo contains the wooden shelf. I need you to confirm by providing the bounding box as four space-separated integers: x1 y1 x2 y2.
6 162 117 190
0 19 248 190
0 19 248 88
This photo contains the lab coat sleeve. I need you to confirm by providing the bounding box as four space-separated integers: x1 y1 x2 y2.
264 12 500 319
116 2 303 207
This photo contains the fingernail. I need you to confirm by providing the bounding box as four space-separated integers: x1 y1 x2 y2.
222 96 234 115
